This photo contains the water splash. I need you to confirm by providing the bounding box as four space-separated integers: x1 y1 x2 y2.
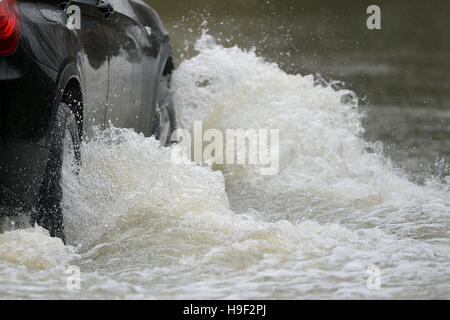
0 34 448 299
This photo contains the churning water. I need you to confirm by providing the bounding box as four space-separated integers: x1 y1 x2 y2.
0 34 449 299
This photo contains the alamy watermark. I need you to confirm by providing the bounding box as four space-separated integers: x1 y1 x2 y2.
366 265 381 290
171 121 280 176
65 4 81 30
65 265 81 290
366 5 381 30
64 4 380 32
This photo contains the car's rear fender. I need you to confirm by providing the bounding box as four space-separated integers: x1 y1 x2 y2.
0 1 81 209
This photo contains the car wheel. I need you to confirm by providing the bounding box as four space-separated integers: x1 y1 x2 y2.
32 103 81 243
154 73 176 146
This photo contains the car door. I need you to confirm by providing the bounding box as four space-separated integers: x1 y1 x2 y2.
70 0 110 136
128 0 165 137
101 0 144 132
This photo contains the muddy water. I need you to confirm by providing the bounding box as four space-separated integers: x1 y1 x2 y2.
0 0 449 299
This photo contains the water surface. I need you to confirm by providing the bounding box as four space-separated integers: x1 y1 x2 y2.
0 0 448 299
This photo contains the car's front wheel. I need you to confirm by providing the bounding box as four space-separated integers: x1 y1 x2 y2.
153 72 176 146
32 103 81 243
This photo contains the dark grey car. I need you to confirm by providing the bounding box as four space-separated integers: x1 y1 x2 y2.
0 0 176 241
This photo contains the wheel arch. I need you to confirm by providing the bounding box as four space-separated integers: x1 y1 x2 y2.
148 42 175 136
50 62 84 145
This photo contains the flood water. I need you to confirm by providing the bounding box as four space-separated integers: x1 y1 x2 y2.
0 0 449 299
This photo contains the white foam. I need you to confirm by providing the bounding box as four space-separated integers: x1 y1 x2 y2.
0 34 448 299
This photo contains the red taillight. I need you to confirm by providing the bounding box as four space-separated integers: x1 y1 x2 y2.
0 0 21 55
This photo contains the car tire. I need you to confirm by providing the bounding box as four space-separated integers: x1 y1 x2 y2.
153 73 176 146
32 103 81 243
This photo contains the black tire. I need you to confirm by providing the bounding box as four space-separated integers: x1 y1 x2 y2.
153 73 177 146
32 103 81 243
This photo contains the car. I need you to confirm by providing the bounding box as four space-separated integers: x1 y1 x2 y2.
0 0 177 242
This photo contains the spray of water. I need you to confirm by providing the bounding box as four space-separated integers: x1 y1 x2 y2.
0 34 448 299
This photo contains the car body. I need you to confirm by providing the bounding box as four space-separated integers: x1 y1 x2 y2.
0 0 175 238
